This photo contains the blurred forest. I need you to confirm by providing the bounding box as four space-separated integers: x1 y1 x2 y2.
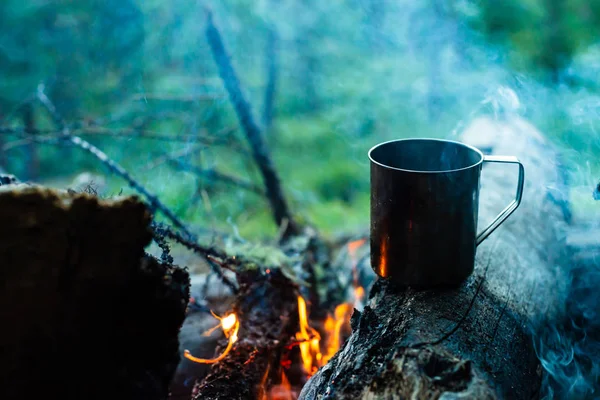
1 0 599 238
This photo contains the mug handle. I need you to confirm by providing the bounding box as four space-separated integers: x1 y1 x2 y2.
476 155 525 246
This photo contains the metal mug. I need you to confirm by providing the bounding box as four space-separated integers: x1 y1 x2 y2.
369 138 525 286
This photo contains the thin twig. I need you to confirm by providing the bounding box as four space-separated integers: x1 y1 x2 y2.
36 84 193 237
36 84 68 130
35 85 239 292
151 222 238 294
168 158 265 196
1 125 240 146
205 10 299 239
131 93 224 102
143 145 204 171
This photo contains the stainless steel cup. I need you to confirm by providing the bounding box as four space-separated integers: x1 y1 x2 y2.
369 138 525 286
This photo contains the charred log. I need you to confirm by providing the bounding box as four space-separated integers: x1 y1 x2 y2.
191 269 303 400
301 117 571 399
0 186 190 400
183 229 340 400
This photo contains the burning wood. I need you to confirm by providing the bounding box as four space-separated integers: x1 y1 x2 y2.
178 235 368 399
295 296 323 376
185 313 240 364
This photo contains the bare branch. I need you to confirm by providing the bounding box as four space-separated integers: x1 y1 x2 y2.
35 85 193 237
36 84 68 130
151 222 238 294
1 126 243 154
142 145 204 171
33 86 243 292
131 93 224 102
205 10 300 239
167 158 265 196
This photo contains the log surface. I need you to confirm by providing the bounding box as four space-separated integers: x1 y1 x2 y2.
0 186 189 400
300 117 570 399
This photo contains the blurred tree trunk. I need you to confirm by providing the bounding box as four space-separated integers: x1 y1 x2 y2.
22 103 38 181
263 21 278 130
297 40 319 113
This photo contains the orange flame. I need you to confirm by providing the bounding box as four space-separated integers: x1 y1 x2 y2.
354 286 365 304
184 312 240 364
268 371 295 400
347 238 367 306
322 303 353 365
293 240 368 376
348 238 366 255
258 362 271 400
296 296 322 375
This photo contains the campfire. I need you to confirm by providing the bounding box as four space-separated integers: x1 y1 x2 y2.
181 239 368 399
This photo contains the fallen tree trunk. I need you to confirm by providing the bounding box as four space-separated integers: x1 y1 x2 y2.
300 116 571 399
0 185 190 400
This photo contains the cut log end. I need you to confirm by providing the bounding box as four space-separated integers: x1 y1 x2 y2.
0 186 190 400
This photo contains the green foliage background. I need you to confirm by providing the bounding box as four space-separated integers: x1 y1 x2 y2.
1 0 599 239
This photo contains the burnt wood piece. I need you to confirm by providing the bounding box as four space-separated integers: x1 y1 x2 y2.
0 186 190 400
300 116 571 399
170 273 237 399
192 269 304 400
173 231 357 400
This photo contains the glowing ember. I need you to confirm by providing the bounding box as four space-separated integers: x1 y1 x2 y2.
184 312 239 364
221 313 237 330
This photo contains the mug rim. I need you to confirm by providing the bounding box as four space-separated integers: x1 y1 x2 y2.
368 137 484 174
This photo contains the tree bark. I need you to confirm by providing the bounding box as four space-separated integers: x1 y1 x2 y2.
205 11 300 239
0 186 190 400
300 116 570 399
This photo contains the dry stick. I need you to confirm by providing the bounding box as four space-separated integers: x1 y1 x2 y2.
1 126 239 145
151 222 238 293
168 158 265 196
35 86 236 290
143 145 205 171
205 10 300 238
131 93 224 102
35 85 191 236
